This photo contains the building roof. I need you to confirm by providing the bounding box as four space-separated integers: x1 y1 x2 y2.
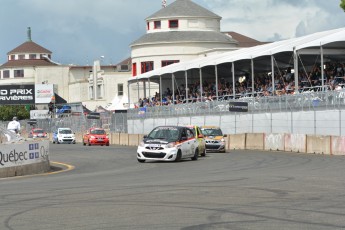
0 59 57 68
146 0 221 20
7 41 52 55
224 32 269 47
131 31 238 47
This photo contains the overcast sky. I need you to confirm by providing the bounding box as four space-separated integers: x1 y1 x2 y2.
1 0 344 66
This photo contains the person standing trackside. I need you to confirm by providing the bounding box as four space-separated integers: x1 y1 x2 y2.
7 116 21 134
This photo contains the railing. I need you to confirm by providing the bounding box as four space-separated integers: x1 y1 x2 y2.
127 90 345 119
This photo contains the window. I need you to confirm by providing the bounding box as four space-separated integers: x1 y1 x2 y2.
147 22 150 30
18 55 25 60
14 70 24 78
10 55 15 60
169 20 178 28
3 70 10 78
118 84 124 96
154 21 161 29
97 85 102 99
162 60 179 67
132 63 137 76
29 54 36 59
141 61 154 74
89 86 94 99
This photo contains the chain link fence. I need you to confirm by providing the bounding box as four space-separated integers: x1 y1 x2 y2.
0 112 128 139
127 90 345 119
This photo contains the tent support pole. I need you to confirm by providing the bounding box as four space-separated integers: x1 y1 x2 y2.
172 73 175 103
293 48 299 94
232 62 235 99
185 70 188 103
271 56 275 95
215 65 219 101
199 68 203 102
321 45 325 91
251 59 255 97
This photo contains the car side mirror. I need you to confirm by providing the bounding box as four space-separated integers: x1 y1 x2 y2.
198 134 204 138
223 134 227 137
143 135 148 138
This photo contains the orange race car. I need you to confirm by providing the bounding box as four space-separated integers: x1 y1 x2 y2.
82 128 109 146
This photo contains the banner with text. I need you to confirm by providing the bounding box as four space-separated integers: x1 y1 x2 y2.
0 141 49 168
0 85 35 105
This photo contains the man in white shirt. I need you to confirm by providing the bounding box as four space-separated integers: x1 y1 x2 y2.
7 117 21 134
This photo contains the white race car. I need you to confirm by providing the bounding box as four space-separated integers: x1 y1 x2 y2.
137 126 199 163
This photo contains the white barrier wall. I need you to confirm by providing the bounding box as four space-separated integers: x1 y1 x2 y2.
129 109 345 136
0 140 49 168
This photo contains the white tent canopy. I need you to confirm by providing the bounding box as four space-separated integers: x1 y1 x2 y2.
129 27 345 84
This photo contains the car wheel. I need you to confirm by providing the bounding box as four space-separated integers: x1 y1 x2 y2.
88 140 91 146
137 159 145 163
175 150 182 162
83 141 86 146
106 143 109 146
201 147 206 157
191 149 198 161
52 140 55 144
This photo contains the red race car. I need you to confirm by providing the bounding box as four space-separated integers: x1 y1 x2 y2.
28 128 48 138
83 128 109 146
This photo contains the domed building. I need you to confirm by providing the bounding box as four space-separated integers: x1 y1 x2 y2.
131 0 240 77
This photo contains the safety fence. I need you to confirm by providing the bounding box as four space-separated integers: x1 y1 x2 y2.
0 112 128 139
127 90 345 119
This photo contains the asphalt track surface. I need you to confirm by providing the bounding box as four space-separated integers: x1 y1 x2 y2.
1 144 345 230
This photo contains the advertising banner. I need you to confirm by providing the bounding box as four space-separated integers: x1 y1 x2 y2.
35 84 54 104
30 110 50 119
0 141 49 168
229 102 248 112
0 85 35 104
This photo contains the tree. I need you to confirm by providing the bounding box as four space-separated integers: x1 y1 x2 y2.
0 105 30 121
341 0 345 11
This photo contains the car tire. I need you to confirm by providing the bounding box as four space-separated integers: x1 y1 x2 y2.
106 143 109 146
175 150 182 162
137 159 145 163
201 148 206 157
88 140 91 146
191 149 198 161
83 141 86 146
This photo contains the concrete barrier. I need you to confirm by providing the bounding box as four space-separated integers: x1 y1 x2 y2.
265 133 285 151
0 140 50 178
246 133 264 150
111 133 120 145
285 134 306 153
75 132 83 143
330 136 345 156
229 134 246 149
119 133 129 146
128 134 139 146
306 135 331 155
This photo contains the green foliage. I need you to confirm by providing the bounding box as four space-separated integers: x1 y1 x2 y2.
341 0 345 11
0 105 30 121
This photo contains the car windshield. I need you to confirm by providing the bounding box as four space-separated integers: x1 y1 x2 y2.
90 129 105 135
147 127 180 142
34 129 44 133
201 128 223 136
60 129 72 134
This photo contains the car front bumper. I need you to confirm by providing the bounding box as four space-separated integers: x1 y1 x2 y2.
137 146 178 161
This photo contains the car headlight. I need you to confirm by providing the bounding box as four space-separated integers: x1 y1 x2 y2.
90 136 95 139
166 142 177 148
221 138 225 142
139 141 145 147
